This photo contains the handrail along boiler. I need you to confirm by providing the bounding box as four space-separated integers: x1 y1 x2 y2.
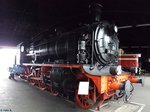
16 21 143 110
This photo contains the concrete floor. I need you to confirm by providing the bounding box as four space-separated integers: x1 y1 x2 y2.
130 73 150 112
0 73 149 112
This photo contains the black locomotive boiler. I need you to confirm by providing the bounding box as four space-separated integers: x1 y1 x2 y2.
23 21 118 66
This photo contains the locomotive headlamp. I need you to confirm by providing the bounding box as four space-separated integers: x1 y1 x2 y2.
110 65 122 75
114 25 118 33
116 65 122 75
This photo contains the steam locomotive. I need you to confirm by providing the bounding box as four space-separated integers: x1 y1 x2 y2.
13 4 143 110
